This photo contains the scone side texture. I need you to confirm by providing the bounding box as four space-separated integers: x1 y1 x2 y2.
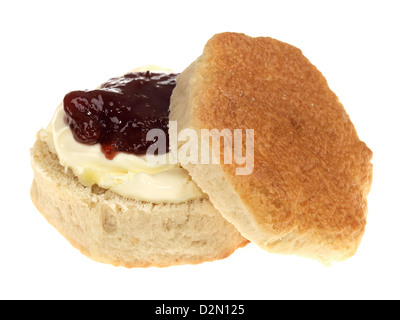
30 134 248 268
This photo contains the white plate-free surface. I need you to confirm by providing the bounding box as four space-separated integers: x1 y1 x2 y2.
1 0 399 300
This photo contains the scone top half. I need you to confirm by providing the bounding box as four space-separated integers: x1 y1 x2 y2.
170 32 373 263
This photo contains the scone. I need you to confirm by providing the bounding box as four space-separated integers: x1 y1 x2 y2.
169 33 373 263
30 67 248 268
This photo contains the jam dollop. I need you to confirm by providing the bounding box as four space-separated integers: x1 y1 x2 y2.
63 71 178 159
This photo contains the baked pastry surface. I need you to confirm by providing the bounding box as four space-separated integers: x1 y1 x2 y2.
30 135 248 267
170 32 373 262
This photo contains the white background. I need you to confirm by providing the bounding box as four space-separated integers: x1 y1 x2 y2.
1 0 399 300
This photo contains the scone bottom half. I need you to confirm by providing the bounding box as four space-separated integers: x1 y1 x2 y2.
29 67 249 268
30 137 249 268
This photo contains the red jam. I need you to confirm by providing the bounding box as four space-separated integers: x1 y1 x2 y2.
63 71 178 159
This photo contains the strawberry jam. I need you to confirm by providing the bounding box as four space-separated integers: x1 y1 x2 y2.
63 71 178 159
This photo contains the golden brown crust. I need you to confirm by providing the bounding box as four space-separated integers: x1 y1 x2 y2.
170 32 373 262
